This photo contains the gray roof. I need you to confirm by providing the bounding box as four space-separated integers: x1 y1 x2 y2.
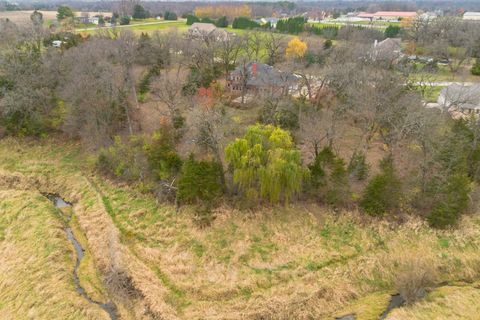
438 84 480 110
375 38 402 52
189 23 217 32
230 62 298 87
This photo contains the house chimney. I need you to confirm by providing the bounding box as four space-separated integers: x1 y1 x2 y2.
252 63 257 76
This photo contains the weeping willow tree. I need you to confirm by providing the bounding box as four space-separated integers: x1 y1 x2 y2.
225 124 306 204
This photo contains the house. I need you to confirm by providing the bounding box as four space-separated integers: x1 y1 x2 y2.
463 12 480 21
227 62 299 99
372 38 402 62
187 23 230 41
76 16 100 25
255 17 279 28
359 11 417 21
438 84 480 114
358 12 375 20
372 11 417 21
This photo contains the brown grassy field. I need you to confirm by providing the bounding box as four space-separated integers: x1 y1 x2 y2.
0 10 111 24
1 137 480 319
0 189 110 319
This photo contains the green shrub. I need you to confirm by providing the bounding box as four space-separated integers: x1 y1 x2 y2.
177 154 224 205
215 16 228 28
471 58 480 76
120 16 130 25
309 147 349 205
144 129 182 181
323 39 333 49
360 157 401 216
97 136 147 182
384 25 401 38
427 174 471 228
348 151 370 181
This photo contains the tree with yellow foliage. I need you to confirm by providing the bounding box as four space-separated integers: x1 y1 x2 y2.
400 17 414 28
194 5 251 20
285 37 307 60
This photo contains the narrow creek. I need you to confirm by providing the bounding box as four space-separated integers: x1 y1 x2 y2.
44 194 118 320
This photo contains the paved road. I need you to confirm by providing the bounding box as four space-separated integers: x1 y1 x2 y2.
76 19 185 32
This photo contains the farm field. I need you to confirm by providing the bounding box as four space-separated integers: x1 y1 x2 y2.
0 10 111 24
1 138 480 319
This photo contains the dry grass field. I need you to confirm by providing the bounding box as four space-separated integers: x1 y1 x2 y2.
0 137 480 319
0 189 109 319
0 10 111 24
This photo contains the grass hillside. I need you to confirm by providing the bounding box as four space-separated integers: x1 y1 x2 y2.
0 189 109 319
1 137 480 319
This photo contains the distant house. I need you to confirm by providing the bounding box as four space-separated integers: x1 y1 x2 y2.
359 11 417 21
227 62 299 101
358 12 375 20
187 23 230 41
76 16 100 25
373 11 417 20
372 38 402 62
438 84 480 114
463 12 480 21
256 17 278 28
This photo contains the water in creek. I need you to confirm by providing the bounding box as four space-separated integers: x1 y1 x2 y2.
380 294 405 319
44 194 118 320
335 293 406 320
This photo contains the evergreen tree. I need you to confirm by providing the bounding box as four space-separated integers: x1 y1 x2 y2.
164 11 178 21
56 6 74 20
186 14 200 25
177 155 224 205
120 16 131 25
215 16 228 28
384 25 401 38
133 4 150 19
360 157 401 216
427 174 471 228
471 58 480 76
232 17 260 29
309 147 349 205
276 17 306 34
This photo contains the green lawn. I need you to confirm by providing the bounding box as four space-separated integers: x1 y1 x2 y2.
76 21 188 35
